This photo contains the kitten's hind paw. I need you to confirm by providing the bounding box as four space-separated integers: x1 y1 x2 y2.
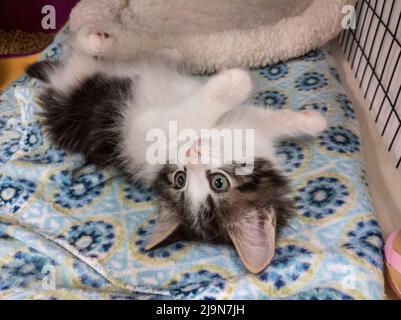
297 110 327 136
77 27 114 56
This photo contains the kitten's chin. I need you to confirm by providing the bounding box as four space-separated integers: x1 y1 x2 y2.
178 221 230 244
195 231 230 245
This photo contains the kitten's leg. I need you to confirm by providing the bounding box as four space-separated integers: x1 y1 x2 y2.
200 68 252 109
229 108 327 140
295 110 327 136
76 26 114 56
162 69 252 130
262 109 327 139
182 69 252 128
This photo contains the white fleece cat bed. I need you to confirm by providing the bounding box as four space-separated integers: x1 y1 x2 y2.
69 0 355 73
0 28 384 299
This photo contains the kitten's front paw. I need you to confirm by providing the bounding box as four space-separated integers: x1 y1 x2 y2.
297 110 327 136
207 68 252 106
77 27 114 56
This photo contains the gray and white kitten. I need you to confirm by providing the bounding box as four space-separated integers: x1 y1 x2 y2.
27 32 326 273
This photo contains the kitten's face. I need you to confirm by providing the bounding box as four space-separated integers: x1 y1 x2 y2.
148 158 295 273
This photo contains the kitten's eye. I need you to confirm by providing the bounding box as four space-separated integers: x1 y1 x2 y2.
173 171 186 189
210 174 230 192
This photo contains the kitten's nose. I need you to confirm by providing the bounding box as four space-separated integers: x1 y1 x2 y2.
186 148 201 165
185 139 203 166
185 138 217 166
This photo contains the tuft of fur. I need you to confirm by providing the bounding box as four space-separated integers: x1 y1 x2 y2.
26 60 61 83
38 72 133 167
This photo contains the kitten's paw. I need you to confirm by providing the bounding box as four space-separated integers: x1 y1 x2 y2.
88 32 113 54
297 110 327 136
206 68 252 107
77 27 114 56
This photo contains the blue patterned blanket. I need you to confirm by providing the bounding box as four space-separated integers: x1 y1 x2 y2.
0 30 384 300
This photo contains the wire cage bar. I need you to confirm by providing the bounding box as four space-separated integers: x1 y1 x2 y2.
339 0 401 169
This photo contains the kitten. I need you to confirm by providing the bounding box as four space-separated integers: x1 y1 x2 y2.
27 33 326 273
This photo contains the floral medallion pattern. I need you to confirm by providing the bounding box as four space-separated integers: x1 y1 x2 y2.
336 94 356 119
295 175 351 220
0 138 20 163
259 63 289 80
0 175 36 214
0 249 56 291
254 90 288 109
130 218 190 263
276 141 307 173
0 30 384 299
319 126 360 154
303 49 326 62
168 269 227 300
342 219 384 269
255 243 319 295
57 220 120 260
295 72 328 91
21 122 43 152
51 169 105 211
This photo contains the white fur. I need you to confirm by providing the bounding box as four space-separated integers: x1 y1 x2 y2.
48 48 327 211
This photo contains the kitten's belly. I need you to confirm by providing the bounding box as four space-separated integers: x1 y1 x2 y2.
134 70 202 107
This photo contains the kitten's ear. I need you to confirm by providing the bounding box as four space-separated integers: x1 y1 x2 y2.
145 207 181 250
228 208 276 273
